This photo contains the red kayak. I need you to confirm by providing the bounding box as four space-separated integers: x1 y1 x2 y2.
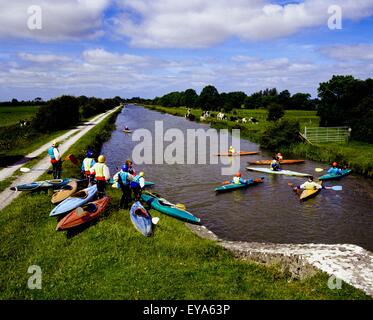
56 197 110 231
248 160 305 165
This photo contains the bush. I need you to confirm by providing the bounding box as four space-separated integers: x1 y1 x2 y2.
267 103 284 121
260 119 300 150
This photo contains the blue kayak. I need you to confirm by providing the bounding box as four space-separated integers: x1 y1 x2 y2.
10 178 71 192
319 169 351 181
215 178 264 193
130 201 153 237
50 185 97 217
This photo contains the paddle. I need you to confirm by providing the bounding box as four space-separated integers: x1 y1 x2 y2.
315 168 324 172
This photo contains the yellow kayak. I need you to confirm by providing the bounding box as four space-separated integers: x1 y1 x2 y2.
299 181 323 201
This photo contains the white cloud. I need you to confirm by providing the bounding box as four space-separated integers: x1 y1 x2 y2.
320 44 373 61
0 0 110 41
18 53 70 63
113 0 373 48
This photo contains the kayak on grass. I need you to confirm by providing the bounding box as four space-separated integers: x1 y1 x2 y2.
56 196 110 231
214 151 259 156
10 178 71 192
319 169 351 181
215 177 264 193
246 167 312 177
51 181 78 204
298 181 323 201
130 201 153 237
140 192 200 225
248 160 305 165
50 184 97 217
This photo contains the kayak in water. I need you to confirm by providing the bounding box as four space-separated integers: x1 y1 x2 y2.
130 201 153 237
215 177 264 193
140 192 200 225
50 185 97 217
123 129 132 133
56 196 110 231
248 160 305 165
246 167 312 177
10 178 71 192
214 151 259 156
298 181 323 201
319 169 351 181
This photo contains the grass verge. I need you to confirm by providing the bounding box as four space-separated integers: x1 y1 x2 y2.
0 108 369 300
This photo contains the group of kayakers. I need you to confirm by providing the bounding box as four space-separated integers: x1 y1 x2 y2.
47 140 146 208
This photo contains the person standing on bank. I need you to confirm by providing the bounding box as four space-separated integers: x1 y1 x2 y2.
81 150 96 186
117 165 134 209
48 140 62 179
90 155 110 198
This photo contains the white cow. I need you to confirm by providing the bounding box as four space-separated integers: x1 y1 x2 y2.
242 118 247 123
217 112 226 120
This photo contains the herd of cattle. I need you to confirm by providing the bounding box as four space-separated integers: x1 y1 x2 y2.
185 109 259 124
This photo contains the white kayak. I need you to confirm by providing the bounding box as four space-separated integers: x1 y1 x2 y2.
246 167 312 177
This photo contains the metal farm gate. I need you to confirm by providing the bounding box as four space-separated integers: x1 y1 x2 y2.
303 127 351 144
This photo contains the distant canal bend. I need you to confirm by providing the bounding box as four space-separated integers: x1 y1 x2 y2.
101 105 373 251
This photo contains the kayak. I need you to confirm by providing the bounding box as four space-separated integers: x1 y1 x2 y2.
299 181 323 201
246 167 312 177
130 201 153 237
248 160 305 165
215 151 259 156
123 129 132 133
56 196 110 231
50 185 97 217
140 192 200 225
51 181 78 204
111 180 155 189
319 169 351 181
10 178 71 192
215 178 264 193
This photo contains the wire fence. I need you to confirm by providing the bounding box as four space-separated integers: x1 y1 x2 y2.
303 127 351 144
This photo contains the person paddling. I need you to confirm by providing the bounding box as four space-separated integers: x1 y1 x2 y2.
117 165 134 209
294 176 323 191
231 172 248 184
48 140 62 179
90 155 110 199
130 171 146 201
229 145 236 154
327 162 343 175
81 150 96 186
276 152 283 161
270 157 281 171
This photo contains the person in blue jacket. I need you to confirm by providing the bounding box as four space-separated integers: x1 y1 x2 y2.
327 162 342 175
48 140 62 179
231 172 250 184
130 171 145 201
81 150 96 185
118 165 134 209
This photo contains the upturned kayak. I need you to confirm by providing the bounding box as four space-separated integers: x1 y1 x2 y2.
246 167 312 177
130 201 153 237
248 160 305 165
51 181 78 204
319 169 351 181
215 178 264 192
50 185 97 217
10 178 71 192
140 192 200 225
215 151 259 156
56 196 110 230
299 181 323 201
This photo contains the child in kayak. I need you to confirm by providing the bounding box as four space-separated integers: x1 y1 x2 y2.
276 152 283 161
327 162 343 175
231 172 249 184
229 145 236 154
294 176 323 191
270 157 281 171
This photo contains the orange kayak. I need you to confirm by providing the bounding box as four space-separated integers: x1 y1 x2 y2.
215 151 259 156
56 196 110 231
249 160 305 165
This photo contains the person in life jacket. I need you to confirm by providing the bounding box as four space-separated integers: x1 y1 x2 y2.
48 140 62 179
81 150 96 185
231 172 248 184
117 164 134 209
276 152 283 161
130 171 145 201
294 176 323 191
125 159 136 176
327 162 342 175
229 145 236 154
270 157 281 171
90 155 110 199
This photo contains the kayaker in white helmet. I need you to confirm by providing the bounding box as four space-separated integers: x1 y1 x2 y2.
90 155 110 198
48 140 62 179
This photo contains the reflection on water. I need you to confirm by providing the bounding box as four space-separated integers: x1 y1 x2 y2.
101 105 373 251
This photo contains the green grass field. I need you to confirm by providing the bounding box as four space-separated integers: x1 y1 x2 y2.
0 106 39 127
0 108 369 300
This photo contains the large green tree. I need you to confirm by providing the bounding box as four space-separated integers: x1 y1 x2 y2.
198 85 221 110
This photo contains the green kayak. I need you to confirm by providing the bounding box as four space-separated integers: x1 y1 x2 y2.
215 178 264 193
140 192 200 225
319 169 351 181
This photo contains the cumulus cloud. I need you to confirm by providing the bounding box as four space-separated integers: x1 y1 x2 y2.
18 53 70 63
0 0 110 41
319 44 373 61
113 0 373 48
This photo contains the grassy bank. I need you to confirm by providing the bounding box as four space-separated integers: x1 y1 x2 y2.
0 105 39 127
144 105 373 178
0 109 369 299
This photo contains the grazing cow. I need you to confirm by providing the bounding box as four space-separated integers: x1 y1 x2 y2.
200 111 210 122
184 108 191 118
242 118 247 123
249 117 259 124
217 112 227 120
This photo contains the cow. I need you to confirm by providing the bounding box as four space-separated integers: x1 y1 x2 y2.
217 112 227 120
249 117 259 124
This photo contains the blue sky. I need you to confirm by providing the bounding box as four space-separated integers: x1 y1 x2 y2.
0 0 372 101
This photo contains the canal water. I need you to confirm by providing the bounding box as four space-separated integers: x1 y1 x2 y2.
101 105 373 251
